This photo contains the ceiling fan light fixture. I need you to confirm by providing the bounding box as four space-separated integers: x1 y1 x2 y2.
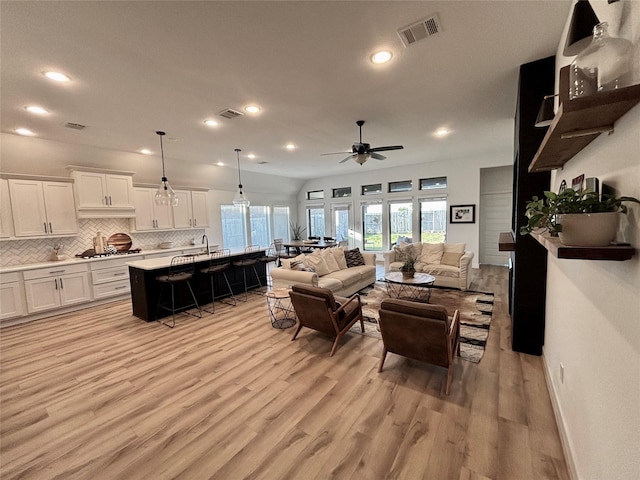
232 148 250 207
371 50 393 64
154 131 179 207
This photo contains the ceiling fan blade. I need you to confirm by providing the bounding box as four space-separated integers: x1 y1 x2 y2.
370 152 386 160
321 151 352 156
339 154 355 163
369 145 404 152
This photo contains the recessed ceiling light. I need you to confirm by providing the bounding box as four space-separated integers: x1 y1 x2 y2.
434 128 451 137
285 143 296 150
371 50 393 64
244 105 261 114
15 128 36 136
216 162 224 166
25 105 49 115
247 154 256 159
140 149 152 155
204 119 219 127
43 71 71 82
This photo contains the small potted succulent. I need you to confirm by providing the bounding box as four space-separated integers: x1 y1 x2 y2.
520 188 639 246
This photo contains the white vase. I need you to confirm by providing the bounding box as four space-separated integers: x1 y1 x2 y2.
556 212 619 247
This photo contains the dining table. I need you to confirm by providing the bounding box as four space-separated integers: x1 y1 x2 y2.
282 240 337 255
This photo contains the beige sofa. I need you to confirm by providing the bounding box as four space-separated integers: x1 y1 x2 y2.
270 248 376 297
383 242 474 291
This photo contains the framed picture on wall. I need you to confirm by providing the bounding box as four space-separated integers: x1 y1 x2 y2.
450 204 476 224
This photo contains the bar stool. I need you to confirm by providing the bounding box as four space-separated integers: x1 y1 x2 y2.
273 238 296 266
232 245 264 301
155 254 202 328
200 249 237 314
258 243 279 287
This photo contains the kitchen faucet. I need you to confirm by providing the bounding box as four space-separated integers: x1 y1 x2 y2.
202 234 210 255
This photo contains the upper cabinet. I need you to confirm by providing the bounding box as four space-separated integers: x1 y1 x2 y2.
173 189 209 228
8 178 78 237
68 166 135 218
0 179 15 238
529 66 640 172
130 187 174 231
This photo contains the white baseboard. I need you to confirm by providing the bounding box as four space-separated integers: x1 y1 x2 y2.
542 350 579 480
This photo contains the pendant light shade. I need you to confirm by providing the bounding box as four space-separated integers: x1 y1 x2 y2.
232 148 250 207
563 0 600 57
154 131 178 206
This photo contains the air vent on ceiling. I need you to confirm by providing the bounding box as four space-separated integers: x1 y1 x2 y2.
64 122 86 130
397 13 441 47
218 108 244 120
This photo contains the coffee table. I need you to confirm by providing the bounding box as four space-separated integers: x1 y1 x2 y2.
384 271 436 303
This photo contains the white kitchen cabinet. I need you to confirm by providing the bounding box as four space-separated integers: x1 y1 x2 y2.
0 272 25 321
69 168 135 218
131 187 173 231
0 179 15 238
8 179 78 237
23 264 91 313
173 189 209 228
90 257 130 299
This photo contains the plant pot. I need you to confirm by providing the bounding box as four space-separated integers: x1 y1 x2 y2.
402 270 415 279
557 212 619 247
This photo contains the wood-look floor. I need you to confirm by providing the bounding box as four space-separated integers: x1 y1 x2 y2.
0 265 569 480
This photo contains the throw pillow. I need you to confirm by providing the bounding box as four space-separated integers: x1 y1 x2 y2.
281 254 306 269
444 243 466 254
393 244 415 263
440 252 464 267
421 242 444 265
318 248 340 273
345 248 365 268
290 259 314 272
329 247 348 270
304 254 331 276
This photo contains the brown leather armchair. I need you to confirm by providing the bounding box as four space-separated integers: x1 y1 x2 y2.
289 284 364 356
378 298 460 395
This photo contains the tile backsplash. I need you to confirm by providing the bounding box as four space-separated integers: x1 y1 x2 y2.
0 218 204 267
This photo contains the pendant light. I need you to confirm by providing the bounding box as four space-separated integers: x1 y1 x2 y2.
232 148 250 207
154 131 178 206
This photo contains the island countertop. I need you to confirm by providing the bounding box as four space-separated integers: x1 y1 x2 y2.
126 248 255 271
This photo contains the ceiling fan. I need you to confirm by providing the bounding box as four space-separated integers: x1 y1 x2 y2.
321 120 404 165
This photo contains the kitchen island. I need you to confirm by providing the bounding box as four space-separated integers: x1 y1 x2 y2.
127 249 267 322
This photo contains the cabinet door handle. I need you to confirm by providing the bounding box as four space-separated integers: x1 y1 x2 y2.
59 278 64 289
113 272 126 276
194 218 197 227
105 195 108 205
44 222 48 234
115 285 127 290
49 270 65 274
49 222 53 234
189 218 192 227
54 278 58 290
109 196 112 205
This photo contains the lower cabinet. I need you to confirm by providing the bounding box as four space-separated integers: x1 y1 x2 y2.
23 264 91 313
90 257 131 299
0 272 26 321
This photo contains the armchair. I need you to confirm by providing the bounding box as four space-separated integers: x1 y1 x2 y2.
378 298 460 395
289 284 364 356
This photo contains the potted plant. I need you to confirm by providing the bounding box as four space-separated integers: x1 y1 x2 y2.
290 222 306 241
520 188 639 246
401 253 418 279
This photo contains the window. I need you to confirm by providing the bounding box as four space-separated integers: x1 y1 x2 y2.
362 203 382 251
307 190 324 200
272 206 290 241
362 183 382 195
221 205 247 249
332 204 351 243
307 206 325 237
389 201 413 246
389 180 412 193
249 206 271 247
420 176 447 190
332 187 351 198
420 197 447 243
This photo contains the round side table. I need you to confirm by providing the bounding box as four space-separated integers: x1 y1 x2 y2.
265 288 297 329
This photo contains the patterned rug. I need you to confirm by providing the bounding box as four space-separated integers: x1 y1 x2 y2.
351 282 494 363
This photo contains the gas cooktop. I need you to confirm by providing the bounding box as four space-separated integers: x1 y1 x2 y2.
76 248 141 259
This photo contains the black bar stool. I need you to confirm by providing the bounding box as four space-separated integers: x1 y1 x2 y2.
232 245 264 301
155 254 202 328
200 249 237 314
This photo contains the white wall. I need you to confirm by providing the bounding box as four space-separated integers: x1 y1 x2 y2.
296 150 512 266
544 3 640 479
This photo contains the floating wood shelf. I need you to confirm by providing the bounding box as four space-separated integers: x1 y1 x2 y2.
498 231 515 251
530 232 635 261
529 66 640 173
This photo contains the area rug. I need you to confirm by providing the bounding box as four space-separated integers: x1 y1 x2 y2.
351 282 494 363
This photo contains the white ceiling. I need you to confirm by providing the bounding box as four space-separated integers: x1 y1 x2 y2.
1 1 571 180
